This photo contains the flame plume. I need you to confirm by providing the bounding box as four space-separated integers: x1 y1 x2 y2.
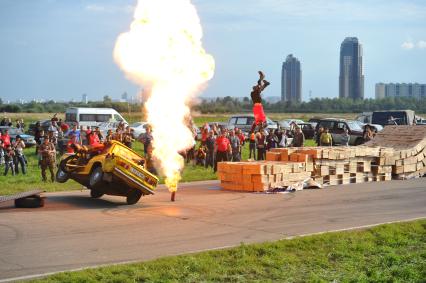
113 0 215 192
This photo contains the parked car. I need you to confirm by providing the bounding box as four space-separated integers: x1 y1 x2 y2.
130 122 150 137
227 114 277 133
278 120 291 131
307 117 321 128
28 120 55 136
371 110 415 126
297 123 315 139
56 140 158 205
0 126 36 147
315 118 364 146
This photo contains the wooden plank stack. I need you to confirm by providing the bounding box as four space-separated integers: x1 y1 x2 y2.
218 125 426 192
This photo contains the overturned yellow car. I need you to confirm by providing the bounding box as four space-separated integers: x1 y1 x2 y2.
56 141 158 205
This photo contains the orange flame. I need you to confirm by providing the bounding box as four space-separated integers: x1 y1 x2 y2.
113 0 215 191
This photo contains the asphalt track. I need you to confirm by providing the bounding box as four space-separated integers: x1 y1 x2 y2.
1 179 425 281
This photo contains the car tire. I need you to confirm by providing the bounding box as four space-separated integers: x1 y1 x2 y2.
15 196 44 208
89 166 104 190
90 189 104 199
60 155 78 173
56 167 70 183
126 190 142 205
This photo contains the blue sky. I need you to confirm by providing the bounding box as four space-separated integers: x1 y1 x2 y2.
0 0 425 102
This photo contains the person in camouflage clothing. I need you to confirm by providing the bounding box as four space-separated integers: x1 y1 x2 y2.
39 136 56 182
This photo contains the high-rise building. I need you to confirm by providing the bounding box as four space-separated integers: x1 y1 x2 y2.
82 93 88 104
375 83 426 99
281 54 302 102
339 37 364 99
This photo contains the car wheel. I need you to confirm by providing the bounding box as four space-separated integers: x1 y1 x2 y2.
56 167 70 183
89 166 104 190
60 155 78 173
15 197 44 208
126 190 142 205
90 189 104 199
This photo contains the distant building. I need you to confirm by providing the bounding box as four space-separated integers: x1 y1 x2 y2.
339 37 364 99
82 93 88 104
375 83 426 99
281 54 302 102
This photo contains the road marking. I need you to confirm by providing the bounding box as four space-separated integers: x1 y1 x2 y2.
1 216 424 283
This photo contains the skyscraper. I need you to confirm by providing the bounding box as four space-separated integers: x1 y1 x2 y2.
339 37 364 99
281 54 302 102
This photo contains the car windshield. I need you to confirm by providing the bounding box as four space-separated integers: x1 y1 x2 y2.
347 121 363 131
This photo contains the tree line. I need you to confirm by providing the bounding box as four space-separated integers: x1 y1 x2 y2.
195 96 426 114
0 96 425 114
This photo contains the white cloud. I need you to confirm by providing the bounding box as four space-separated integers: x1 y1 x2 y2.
417 40 426 49
402 41 415 50
401 40 426 50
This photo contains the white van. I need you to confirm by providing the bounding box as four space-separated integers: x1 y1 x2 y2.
65 107 128 128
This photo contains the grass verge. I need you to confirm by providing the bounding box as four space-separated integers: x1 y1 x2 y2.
31 219 426 282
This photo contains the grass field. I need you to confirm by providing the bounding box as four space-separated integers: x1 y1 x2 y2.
30 219 426 282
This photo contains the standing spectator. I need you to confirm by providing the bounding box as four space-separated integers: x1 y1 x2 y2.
0 117 6 126
139 126 153 155
95 126 104 142
60 120 70 134
67 134 77 153
48 130 58 148
144 144 157 175
34 121 42 146
88 130 101 146
256 131 266 160
315 127 324 146
105 129 114 143
291 127 305 147
279 129 288 148
195 145 207 166
13 135 26 174
320 128 333 146
201 127 209 146
363 125 374 143
4 145 15 176
1 129 11 148
123 127 135 148
39 136 56 182
205 131 216 169
112 128 123 143
214 131 230 172
69 125 81 144
341 128 350 146
48 121 59 136
186 139 196 164
51 113 59 123
266 130 278 151
0 140 4 166
248 131 256 160
229 130 241 162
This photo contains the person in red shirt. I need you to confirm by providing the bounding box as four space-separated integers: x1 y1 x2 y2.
88 131 100 146
214 131 230 172
1 129 11 148
66 134 77 154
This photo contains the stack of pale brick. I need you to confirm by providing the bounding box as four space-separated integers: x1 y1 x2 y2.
218 125 426 192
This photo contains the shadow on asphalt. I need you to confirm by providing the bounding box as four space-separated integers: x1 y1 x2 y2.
0 194 127 212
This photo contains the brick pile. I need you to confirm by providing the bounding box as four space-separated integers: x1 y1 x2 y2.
218 125 426 192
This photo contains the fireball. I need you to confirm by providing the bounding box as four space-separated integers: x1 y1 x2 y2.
114 0 215 192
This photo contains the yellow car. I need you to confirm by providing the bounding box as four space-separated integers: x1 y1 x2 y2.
56 141 158 205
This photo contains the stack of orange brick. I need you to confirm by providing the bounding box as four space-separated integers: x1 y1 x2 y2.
218 125 426 192
217 160 311 192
